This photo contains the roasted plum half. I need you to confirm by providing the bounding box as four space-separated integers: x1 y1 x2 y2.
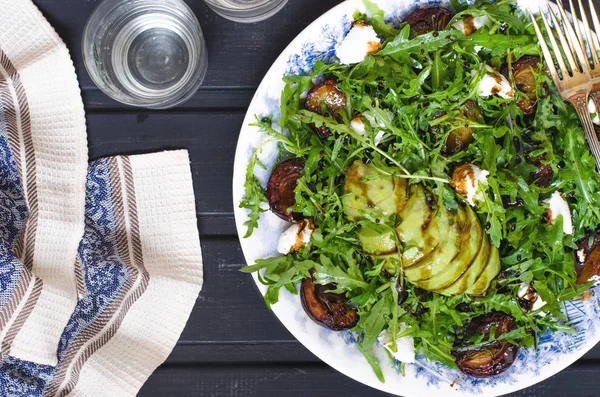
512 56 541 115
403 7 454 35
305 79 347 139
265 158 305 222
576 229 600 285
300 275 359 331
431 100 482 154
452 312 519 378
445 100 482 154
525 152 553 188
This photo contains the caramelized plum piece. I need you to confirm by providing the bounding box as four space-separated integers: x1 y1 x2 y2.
452 312 519 378
305 79 347 139
525 152 553 188
445 100 481 154
501 195 524 208
431 100 481 154
301 276 359 331
576 229 600 285
512 56 541 115
403 7 454 35
265 159 305 222
531 164 553 188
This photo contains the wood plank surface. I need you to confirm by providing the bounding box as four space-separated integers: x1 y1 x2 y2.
87 110 242 213
29 0 600 396
138 362 600 397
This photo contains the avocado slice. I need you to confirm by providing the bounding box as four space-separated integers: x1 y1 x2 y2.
394 185 439 266
358 184 437 272
412 205 484 292
357 227 397 255
437 232 491 296
466 245 501 295
357 185 434 264
343 161 408 222
404 206 466 282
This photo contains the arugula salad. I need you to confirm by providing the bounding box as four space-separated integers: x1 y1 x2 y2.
240 0 600 380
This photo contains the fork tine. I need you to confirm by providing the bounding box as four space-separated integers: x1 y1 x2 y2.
576 0 599 69
541 6 572 76
551 3 582 74
569 0 586 55
588 0 600 66
530 10 562 85
557 0 590 73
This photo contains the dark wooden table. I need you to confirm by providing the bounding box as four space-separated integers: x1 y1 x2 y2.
32 0 600 396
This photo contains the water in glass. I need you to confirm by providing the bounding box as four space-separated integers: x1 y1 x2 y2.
203 0 288 23
83 0 207 109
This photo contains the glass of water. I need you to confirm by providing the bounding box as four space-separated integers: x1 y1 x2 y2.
83 0 208 109
203 0 288 23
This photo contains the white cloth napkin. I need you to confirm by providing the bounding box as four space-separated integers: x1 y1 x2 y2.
0 0 204 395
0 0 87 366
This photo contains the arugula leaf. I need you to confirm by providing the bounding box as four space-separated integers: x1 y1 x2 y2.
361 290 393 349
458 30 537 57
357 343 386 382
363 0 399 38
239 148 267 238
431 49 445 91
313 254 369 291
449 0 470 12
378 28 463 59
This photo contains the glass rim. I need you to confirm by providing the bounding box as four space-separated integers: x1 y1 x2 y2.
202 0 287 11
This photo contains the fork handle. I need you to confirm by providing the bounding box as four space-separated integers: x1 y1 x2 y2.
571 93 600 172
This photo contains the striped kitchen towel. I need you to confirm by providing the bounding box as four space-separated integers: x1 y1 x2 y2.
0 0 204 396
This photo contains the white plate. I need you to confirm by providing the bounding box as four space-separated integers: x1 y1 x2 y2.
232 1 600 395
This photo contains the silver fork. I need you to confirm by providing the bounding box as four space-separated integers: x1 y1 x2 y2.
530 3 600 171
567 0 600 115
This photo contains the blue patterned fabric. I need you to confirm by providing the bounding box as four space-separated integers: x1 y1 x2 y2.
57 159 131 363
0 124 134 394
0 95 28 309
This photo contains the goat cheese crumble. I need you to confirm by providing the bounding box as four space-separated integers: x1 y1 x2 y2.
546 191 573 235
277 220 314 255
336 22 382 65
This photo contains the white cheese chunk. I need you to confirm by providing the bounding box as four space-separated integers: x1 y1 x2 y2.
374 130 386 146
546 191 573 235
350 110 392 146
476 65 514 99
277 220 314 255
452 15 491 35
452 163 489 206
518 283 547 312
350 116 367 136
378 324 416 363
336 22 381 65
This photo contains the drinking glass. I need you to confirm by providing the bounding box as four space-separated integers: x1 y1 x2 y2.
83 0 208 109
203 0 288 23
